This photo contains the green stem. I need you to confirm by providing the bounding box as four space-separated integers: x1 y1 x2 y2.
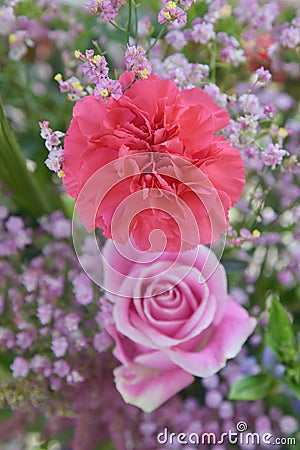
133 0 139 44
127 0 132 44
147 23 168 55
92 40 106 55
162 43 170 60
210 39 217 83
108 20 126 33
123 76 138 92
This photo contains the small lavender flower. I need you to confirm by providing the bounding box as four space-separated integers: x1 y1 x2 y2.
0 327 15 349
178 0 196 10
40 121 65 176
40 211 71 239
190 21 215 45
255 66 272 84
205 389 223 408
151 53 209 89
253 1 280 32
72 272 94 305
124 45 152 79
0 6 16 35
280 26 300 49
16 331 34 350
93 77 123 100
31 355 52 377
8 30 34 60
220 45 246 66
37 303 53 325
84 0 126 21
93 331 112 352
75 49 109 84
204 83 227 108
53 360 70 378
262 143 288 169
158 1 187 27
279 416 298 435
239 94 261 115
51 336 68 358
234 0 259 23
66 369 84 384
10 357 30 378
165 29 187 50
64 313 81 332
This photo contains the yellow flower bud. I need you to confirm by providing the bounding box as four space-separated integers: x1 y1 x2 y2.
167 1 177 9
99 88 109 97
279 127 288 139
8 33 17 44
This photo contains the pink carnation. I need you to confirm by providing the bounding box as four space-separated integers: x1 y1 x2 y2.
63 73 245 252
102 240 256 412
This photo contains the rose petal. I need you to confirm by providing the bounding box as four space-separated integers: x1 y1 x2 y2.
114 363 194 412
167 301 257 377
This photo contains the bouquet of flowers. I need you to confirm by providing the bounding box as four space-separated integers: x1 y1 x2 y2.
0 0 299 449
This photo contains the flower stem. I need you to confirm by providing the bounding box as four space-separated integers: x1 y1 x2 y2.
210 39 217 83
147 23 168 55
127 0 132 44
109 20 126 33
133 0 139 44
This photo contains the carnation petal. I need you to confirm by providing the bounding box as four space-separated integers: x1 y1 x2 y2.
178 88 229 131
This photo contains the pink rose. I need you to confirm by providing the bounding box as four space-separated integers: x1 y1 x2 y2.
63 73 245 252
102 240 256 412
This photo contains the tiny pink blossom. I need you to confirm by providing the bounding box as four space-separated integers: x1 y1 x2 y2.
10 357 30 378
53 360 70 378
51 336 68 358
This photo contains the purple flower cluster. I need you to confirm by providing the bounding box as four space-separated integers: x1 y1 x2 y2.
84 0 126 21
0 0 84 61
39 121 65 175
0 211 112 394
189 18 215 45
280 25 300 49
234 0 300 78
158 1 187 27
217 32 246 66
255 66 272 84
220 82 291 174
78 49 109 82
54 72 86 101
124 45 152 79
151 53 209 89
262 143 288 169
75 48 123 100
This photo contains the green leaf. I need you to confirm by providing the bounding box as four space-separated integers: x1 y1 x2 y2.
285 378 300 401
221 258 248 274
228 373 275 401
0 96 65 217
266 294 297 363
